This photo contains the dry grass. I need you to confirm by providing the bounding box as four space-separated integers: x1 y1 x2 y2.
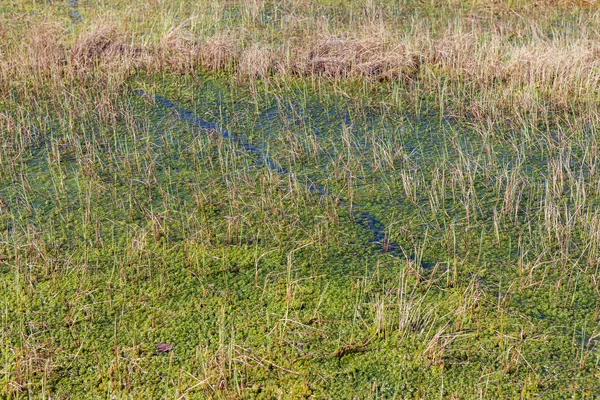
1 0 600 126
237 44 272 80
70 25 131 69
199 33 239 73
299 37 418 81
23 22 66 77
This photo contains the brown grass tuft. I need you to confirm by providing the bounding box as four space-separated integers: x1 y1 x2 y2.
23 21 66 76
306 37 372 78
154 28 201 74
70 25 134 70
237 44 273 80
303 37 418 81
198 33 238 72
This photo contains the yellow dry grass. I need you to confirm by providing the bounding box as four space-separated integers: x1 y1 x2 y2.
1 0 599 124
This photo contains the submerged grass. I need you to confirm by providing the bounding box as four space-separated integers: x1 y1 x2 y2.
1 0 600 398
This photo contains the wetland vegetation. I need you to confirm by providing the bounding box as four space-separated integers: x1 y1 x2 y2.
1 0 600 398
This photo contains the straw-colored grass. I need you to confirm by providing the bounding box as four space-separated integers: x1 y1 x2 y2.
1 0 599 127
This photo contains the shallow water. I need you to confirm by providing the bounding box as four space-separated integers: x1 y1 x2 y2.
69 0 82 23
134 88 412 260
128 79 570 276
2 75 600 398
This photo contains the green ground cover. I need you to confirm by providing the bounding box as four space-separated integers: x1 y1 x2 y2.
1 0 600 398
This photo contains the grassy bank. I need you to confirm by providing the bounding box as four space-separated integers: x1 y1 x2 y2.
1 0 600 398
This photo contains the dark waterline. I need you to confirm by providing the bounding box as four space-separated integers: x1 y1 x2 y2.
133 89 408 258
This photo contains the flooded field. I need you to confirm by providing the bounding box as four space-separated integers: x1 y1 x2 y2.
1 74 599 397
1 0 600 398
